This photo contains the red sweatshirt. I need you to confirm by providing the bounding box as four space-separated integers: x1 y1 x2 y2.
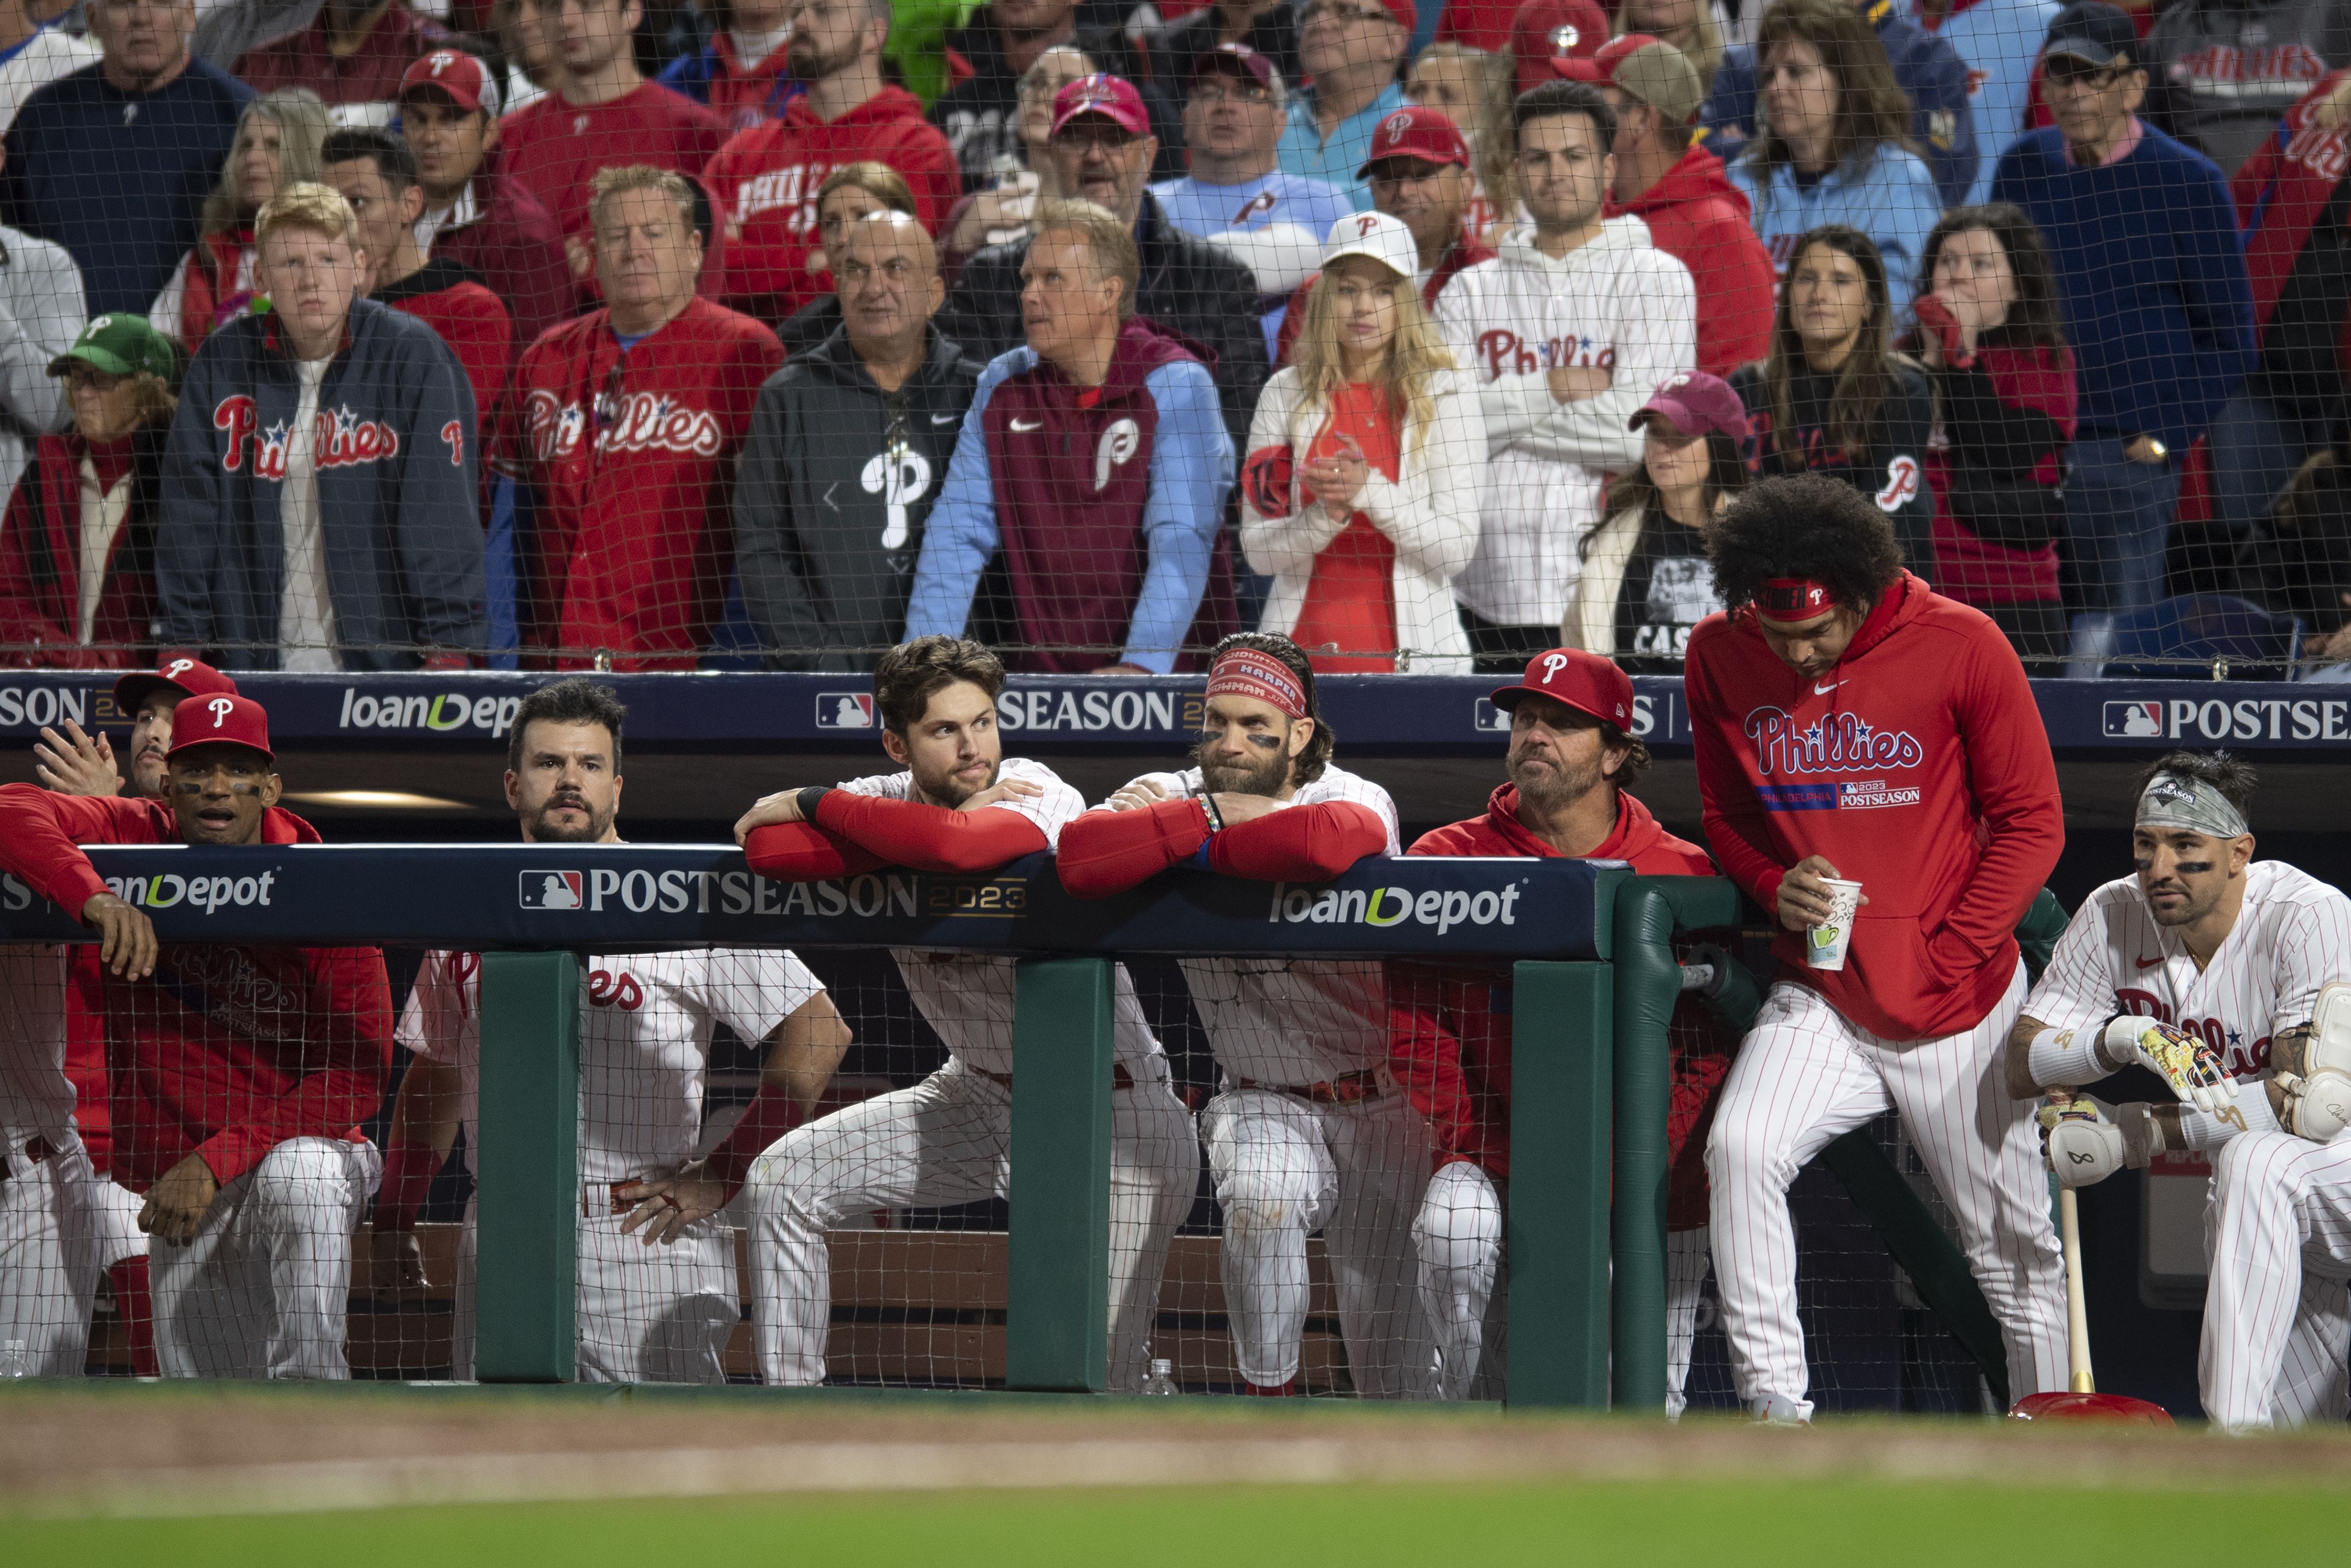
2232 69 2351 373
0 787 392 1191
1390 784 1726 1226
1684 571 2062 1041
1603 146 1778 379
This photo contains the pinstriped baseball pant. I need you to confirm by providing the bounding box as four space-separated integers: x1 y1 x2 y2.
2201 1130 2351 1431
1705 965 2066 1418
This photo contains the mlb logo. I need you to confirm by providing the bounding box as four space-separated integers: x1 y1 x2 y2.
520 871 584 910
2103 701 2165 739
1472 698 1509 733
817 693 874 729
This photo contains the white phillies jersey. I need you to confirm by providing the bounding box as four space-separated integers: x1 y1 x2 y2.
1116 762 1401 1089
399 946 825 1183
2024 860 2351 1083
0 945 71 1151
839 756 1167 1078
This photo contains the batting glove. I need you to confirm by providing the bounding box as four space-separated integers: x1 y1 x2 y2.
2275 1071 2351 1144
2102 1014 2230 1116
2039 1096 2124 1189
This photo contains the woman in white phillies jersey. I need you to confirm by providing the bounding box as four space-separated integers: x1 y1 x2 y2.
735 637 1200 1392
2012 751 2351 1429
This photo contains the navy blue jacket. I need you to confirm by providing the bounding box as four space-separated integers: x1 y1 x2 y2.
1698 0 1978 209
157 299 485 669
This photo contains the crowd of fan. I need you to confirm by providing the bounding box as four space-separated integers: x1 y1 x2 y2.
0 0 2348 673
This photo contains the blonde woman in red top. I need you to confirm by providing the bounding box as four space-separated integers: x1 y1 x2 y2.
1239 210 1484 673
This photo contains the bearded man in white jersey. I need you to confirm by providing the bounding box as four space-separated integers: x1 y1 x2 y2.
733 635 1200 1391
376 676 852 1382
2008 750 2351 1429
1056 632 1433 1397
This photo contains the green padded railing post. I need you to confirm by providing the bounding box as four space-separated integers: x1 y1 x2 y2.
475 951 579 1383
1006 956 1115 1393
1505 959 1613 1409
1609 882 1679 1414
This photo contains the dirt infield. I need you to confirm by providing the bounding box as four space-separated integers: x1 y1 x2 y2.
5 1384 2349 1520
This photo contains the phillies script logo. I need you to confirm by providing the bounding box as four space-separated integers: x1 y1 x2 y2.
2285 98 2350 180
213 396 401 477
1095 417 1139 492
523 389 723 462
1746 707 1924 776
1876 455 1921 512
1471 330 1614 381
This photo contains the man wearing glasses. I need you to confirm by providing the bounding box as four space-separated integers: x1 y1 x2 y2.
1989 1 2252 620
1279 0 1415 209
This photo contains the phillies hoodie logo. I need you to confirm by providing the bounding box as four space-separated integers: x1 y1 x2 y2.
1745 707 1923 776
523 389 722 462
213 396 400 479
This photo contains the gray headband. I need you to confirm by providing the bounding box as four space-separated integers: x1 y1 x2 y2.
2136 772 2249 839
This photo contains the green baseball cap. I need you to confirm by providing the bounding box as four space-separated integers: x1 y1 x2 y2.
49 313 179 382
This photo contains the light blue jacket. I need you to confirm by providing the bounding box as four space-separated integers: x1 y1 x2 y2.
1728 146 1945 316
1937 0 2063 207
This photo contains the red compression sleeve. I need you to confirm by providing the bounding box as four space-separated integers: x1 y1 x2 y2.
811 790 1049 872
0 783 162 913
1055 798 1211 899
704 1083 805 1204
374 1141 443 1233
744 821 887 881
1207 801 1387 882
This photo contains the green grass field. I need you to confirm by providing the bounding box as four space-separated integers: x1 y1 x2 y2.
14 1478 2341 1567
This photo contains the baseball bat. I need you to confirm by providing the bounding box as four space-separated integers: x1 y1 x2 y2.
2062 1187 2095 1394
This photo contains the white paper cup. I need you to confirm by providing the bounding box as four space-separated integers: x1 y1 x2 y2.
1804 878 1864 971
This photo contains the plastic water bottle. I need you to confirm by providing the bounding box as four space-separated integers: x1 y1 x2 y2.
0 1340 30 1379
1139 1358 1180 1397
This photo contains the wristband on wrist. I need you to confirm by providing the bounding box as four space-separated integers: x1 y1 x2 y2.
2025 1026 2106 1089
796 786 833 823
2179 1079 2285 1148
1195 790 1224 834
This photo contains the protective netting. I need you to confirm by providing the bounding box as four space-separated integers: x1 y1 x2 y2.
0 0 2333 676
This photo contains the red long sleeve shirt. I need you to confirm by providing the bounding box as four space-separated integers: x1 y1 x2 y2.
1056 794 1390 899
744 787 1053 881
0 786 392 1191
1684 571 2063 1042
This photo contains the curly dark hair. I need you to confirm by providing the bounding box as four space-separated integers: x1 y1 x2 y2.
508 676 627 773
874 635 1006 734
1206 631 1335 786
2136 751 2258 825
1707 473 1905 612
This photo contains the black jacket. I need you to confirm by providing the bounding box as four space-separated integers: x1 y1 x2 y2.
937 193 1270 458
1730 356 1939 585
928 17 1181 187
2237 452 2351 635
733 325 987 669
1147 7 1302 101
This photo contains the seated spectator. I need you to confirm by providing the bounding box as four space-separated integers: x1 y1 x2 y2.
157 182 484 670
737 210 984 668
658 0 796 130
1901 204 2077 661
2235 441 2351 663
0 0 99 134
1274 103 1494 365
940 74 1269 461
487 0 562 116
1571 33 1773 377
1728 224 1936 581
321 125 512 420
1279 0 1414 209
939 43 1092 277
905 198 1235 672
703 0 959 331
2146 0 2351 178
1153 45 1351 307
1725 0 1943 316
1559 370 1749 667
1619 0 1725 97
775 161 918 354
1150 0 1301 96
492 166 784 669
149 87 330 353
929 0 1173 189
1405 42 1515 242
1239 211 1482 672
399 48 571 350
231 0 453 128
1702 0 1977 207
0 315 178 667
1930 0 2060 206
1992 1 2253 616
0 0 254 318
0 211 81 501
1507 0 1606 97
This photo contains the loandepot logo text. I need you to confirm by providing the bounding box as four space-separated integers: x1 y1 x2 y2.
1267 880 1525 934
340 689 526 738
104 871 278 913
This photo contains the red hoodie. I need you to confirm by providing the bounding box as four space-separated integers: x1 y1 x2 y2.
2232 69 2351 370
703 85 961 324
1391 784 1728 1227
1684 571 2062 1041
0 787 392 1192
1604 145 1778 379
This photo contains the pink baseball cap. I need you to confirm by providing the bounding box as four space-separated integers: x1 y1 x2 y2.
1511 0 1608 96
1052 74 1150 138
400 49 501 118
1630 371 1751 441
166 694 274 765
1358 104 1472 178
1489 647 1636 730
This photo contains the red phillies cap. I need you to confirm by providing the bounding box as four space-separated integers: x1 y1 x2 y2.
166 693 273 765
1358 104 1471 178
400 48 501 117
1552 31 1652 84
1490 647 1635 730
1630 371 1751 441
116 656 239 717
1511 0 1608 96
1053 74 1150 137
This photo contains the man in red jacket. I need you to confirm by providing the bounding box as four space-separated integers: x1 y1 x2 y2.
703 0 960 328
1685 473 2067 1423
1565 34 1774 379
0 694 392 1379
1391 646 1725 1405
